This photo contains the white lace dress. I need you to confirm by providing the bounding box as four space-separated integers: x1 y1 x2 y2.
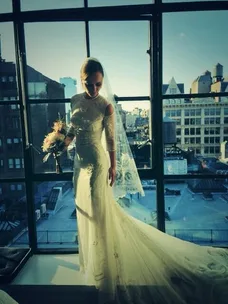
68 93 228 304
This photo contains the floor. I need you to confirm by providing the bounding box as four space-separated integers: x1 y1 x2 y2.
11 254 85 286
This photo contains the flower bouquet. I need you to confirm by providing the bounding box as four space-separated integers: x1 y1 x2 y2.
42 120 67 174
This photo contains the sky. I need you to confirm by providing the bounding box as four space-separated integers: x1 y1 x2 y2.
1 1 228 111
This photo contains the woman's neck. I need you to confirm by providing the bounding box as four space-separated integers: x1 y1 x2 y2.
83 92 99 100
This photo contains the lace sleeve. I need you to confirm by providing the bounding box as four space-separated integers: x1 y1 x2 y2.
103 111 116 152
66 98 75 138
66 123 75 138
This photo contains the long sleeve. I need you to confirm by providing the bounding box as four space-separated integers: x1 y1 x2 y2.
66 98 75 138
66 123 75 138
103 112 116 152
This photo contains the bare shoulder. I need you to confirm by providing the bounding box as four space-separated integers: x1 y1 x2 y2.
105 103 114 116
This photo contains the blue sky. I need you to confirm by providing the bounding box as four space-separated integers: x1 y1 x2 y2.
1 2 228 110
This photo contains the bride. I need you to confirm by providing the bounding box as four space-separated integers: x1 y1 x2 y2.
64 57 228 304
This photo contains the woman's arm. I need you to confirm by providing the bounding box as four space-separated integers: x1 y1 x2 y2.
104 104 116 186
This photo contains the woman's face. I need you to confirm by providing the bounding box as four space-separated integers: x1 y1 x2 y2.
82 71 103 98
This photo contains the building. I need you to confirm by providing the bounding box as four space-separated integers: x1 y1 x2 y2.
163 64 228 158
0 55 66 203
59 77 77 123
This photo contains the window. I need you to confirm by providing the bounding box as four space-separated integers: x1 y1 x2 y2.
10 184 16 191
196 128 200 135
190 128 195 135
11 105 17 110
8 159 14 169
185 129 189 135
176 128 181 136
0 159 3 168
17 184 22 191
210 137 214 144
9 76 14 82
7 138 12 144
15 158 21 169
169 88 177 94
185 109 189 116
196 138 201 144
13 138 20 144
195 109 201 116
1 76 7 82
215 137 220 144
185 118 189 125
0 138 2 146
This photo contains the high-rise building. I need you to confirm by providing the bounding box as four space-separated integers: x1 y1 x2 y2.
0 56 66 202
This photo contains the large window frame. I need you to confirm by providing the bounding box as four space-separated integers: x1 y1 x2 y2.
1 0 228 253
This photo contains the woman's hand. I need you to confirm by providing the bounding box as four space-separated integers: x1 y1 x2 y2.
108 167 116 187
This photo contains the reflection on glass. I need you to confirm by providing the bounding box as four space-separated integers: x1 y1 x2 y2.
119 101 151 168
90 21 149 96
29 103 74 173
0 105 24 179
164 179 228 247
0 23 18 101
24 22 86 99
21 0 83 11
163 11 228 94
89 0 153 6
163 97 228 175
0 183 28 247
0 0 12 13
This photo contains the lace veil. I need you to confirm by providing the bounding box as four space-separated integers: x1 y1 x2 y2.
99 62 145 199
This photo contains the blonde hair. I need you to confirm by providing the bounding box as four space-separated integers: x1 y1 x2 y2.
80 57 104 81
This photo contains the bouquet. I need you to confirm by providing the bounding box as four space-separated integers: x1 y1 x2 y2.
42 120 67 174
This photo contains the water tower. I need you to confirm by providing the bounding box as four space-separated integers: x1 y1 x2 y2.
212 63 223 83
163 116 177 145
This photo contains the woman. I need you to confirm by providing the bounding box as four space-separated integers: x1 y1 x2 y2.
65 57 228 304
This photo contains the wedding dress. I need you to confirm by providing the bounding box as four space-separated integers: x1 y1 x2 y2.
68 93 228 304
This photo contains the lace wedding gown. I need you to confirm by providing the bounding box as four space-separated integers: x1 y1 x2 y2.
68 93 228 304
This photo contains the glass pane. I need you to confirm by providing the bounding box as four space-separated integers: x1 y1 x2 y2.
90 21 150 96
165 178 228 247
0 182 29 247
163 11 228 95
89 0 153 6
21 0 83 11
29 103 74 173
0 104 25 178
119 101 151 168
163 97 228 175
0 0 12 13
27 181 77 249
0 22 18 101
118 180 157 226
24 22 86 99
32 180 156 249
